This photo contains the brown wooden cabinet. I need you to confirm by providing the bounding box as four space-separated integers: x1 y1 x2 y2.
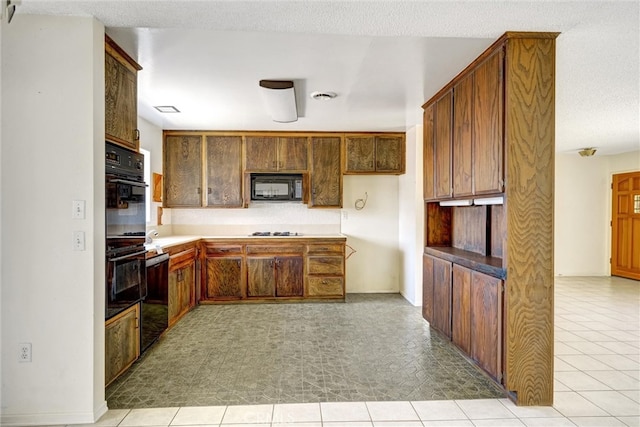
422 254 452 338
306 242 345 298
202 244 244 300
435 91 453 199
245 136 308 172
105 303 139 387
168 246 197 326
105 35 142 151
206 135 243 207
421 32 557 405
164 135 203 207
309 136 342 208
247 255 304 297
470 270 503 381
344 134 405 174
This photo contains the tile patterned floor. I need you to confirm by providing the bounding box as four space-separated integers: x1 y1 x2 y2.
106 293 504 408
54 276 640 426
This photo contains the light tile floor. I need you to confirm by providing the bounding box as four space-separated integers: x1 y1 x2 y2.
61 276 640 426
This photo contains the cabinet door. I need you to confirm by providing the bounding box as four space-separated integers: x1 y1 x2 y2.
276 256 304 297
204 256 243 299
169 262 195 325
278 137 308 171
309 136 342 208
245 136 278 171
422 254 434 322
344 136 375 173
435 91 453 199
105 303 139 386
473 49 504 195
453 75 474 197
423 105 436 200
452 264 471 353
105 52 138 150
470 271 502 380
164 135 203 207
432 256 452 337
206 135 243 207
247 257 276 297
375 135 404 173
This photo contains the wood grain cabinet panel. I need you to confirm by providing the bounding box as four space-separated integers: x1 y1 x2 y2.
435 91 453 199
452 264 472 353
204 256 243 299
453 75 474 197
206 135 243 207
470 270 502 381
105 36 141 151
375 135 404 172
344 134 405 174
432 256 452 337
247 257 276 297
105 303 139 386
245 136 308 172
307 277 344 296
278 137 308 171
422 254 435 322
423 105 436 200
310 136 342 208
164 135 203 207
473 49 504 195
344 136 375 172
168 261 195 326
275 256 304 297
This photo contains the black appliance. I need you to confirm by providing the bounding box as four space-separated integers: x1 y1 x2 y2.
142 252 169 353
250 174 303 201
105 142 148 320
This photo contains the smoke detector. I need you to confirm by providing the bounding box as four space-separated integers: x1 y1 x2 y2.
578 147 597 157
310 91 337 101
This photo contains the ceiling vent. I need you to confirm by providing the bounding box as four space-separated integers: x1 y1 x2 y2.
310 91 337 101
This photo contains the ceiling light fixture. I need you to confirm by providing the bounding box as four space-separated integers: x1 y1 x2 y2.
259 80 297 123
154 105 180 113
578 147 597 157
310 91 337 101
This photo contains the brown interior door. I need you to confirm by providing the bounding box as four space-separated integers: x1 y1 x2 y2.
611 171 640 280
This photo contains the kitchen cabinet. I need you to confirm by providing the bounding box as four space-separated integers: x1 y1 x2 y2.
105 35 142 151
344 134 405 174
306 242 345 297
246 244 304 298
470 270 502 381
105 302 139 387
309 136 342 208
421 32 557 405
168 246 197 326
421 254 452 337
206 135 243 207
201 244 244 301
245 136 308 172
164 134 203 207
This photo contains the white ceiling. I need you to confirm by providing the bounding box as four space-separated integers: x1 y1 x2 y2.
17 1 640 155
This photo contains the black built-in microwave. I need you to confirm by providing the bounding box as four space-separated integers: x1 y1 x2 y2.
250 174 303 201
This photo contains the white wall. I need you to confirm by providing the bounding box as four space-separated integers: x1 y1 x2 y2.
1 15 106 425
398 126 424 305
554 150 640 276
341 175 400 293
138 116 169 231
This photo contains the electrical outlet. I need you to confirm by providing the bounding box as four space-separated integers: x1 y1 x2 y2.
19 343 31 363
73 231 85 251
72 200 86 219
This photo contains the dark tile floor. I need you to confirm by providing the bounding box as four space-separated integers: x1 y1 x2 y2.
106 294 504 408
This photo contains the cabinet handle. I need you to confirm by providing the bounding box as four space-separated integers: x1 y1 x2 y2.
370 161 374 168
134 129 140 141
236 260 241 267
208 187 212 194
269 259 274 268
197 187 201 194
321 280 328 285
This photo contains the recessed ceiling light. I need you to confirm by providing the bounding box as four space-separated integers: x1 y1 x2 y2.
310 91 337 101
154 105 180 113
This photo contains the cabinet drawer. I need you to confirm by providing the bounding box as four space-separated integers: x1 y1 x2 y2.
307 277 344 296
169 247 196 270
307 256 344 275
306 244 344 255
205 245 243 255
246 245 304 255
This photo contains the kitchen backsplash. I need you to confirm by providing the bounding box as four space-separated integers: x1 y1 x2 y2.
164 202 341 236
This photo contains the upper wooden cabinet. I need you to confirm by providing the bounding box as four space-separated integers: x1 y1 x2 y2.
164 135 203 207
453 75 474 197
309 136 342 208
245 136 308 172
105 35 142 151
164 133 243 208
423 105 436 201
435 91 453 199
206 135 243 207
344 134 405 174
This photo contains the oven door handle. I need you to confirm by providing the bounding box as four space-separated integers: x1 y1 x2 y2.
108 249 148 262
108 178 148 188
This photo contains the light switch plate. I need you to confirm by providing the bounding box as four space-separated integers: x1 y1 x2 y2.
72 200 85 219
73 231 85 251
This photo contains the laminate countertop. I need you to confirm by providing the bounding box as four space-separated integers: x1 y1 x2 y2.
145 234 347 252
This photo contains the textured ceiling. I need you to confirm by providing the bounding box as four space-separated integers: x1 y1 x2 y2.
17 0 640 155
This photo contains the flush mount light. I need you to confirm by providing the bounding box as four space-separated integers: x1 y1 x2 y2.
154 105 180 113
310 91 337 101
578 147 597 157
439 199 473 207
259 80 297 123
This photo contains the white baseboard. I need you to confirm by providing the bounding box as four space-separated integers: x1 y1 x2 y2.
0 402 106 427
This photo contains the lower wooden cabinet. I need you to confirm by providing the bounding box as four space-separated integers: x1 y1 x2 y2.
422 254 452 338
247 255 304 297
452 264 471 353
306 242 345 297
168 245 197 326
105 303 139 387
470 270 503 381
